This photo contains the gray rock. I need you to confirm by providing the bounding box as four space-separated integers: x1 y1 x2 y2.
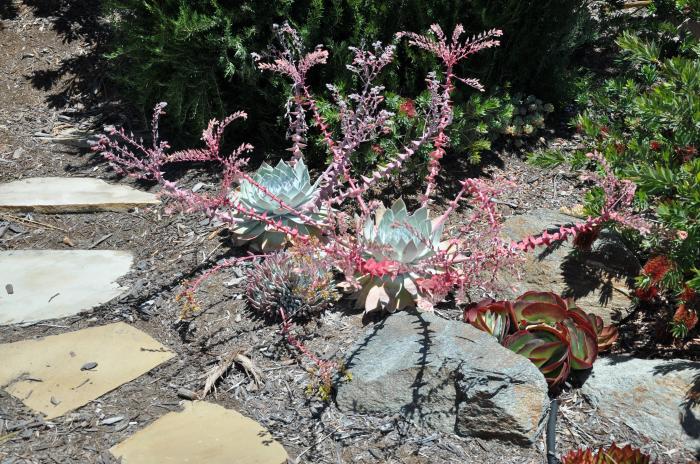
335 311 549 445
581 356 700 453
500 209 639 323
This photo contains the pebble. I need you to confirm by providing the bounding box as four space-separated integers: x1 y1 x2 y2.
101 416 124 426
80 362 98 371
176 388 199 400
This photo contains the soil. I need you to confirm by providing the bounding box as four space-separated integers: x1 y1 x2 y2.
0 2 697 463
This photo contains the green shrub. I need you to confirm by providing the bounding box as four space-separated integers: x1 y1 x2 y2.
316 87 555 174
104 0 593 151
533 29 700 337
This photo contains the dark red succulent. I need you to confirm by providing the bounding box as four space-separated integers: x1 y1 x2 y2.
466 291 618 389
561 443 652 463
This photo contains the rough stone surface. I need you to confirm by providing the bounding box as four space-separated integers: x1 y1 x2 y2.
0 177 159 213
335 311 549 445
500 209 639 323
0 249 133 325
110 401 288 464
581 356 700 453
0 322 174 419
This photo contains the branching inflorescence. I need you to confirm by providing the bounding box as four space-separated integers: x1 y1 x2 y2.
95 23 647 379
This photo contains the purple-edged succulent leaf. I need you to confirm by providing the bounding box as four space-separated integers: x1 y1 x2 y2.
582 312 620 352
564 318 598 370
503 325 570 387
516 291 567 307
519 302 569 325
465 299 513 342
512 291 568 326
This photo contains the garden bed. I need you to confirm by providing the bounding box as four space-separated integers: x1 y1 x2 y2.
1 2 699 463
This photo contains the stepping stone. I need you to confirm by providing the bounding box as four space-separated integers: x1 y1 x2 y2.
0 322 174 419
0 177 159 213
110 401 288 464
0 250 133 325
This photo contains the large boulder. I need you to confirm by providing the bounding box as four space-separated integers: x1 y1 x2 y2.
335 311 549 445
581 356 700 454
500 209 640 323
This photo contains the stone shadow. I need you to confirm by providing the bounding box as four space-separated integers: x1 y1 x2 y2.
653 360 700 442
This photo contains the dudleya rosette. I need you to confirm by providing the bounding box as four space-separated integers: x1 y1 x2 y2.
230 159 325 251
352 198 445 313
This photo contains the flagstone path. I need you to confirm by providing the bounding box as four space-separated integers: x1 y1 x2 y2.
0 249 133 325
0 322 174 419
110 401 288 464
0 177 159 213
0 175 288 463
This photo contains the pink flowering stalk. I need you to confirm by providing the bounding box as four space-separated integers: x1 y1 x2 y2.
398 25 503 205
513 151 649 252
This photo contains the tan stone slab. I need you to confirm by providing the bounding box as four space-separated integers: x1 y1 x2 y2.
0 322 174 419
0 177 159 213
110 401 288 464
0 250 133 325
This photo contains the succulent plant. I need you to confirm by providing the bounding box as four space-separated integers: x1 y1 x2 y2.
583 312 620 352
465 291 618 388
245 251 338 320
350 198 444 313
230 159 325 251
464 299 513 342
561 443 652 464
504 324 571 385
502 94 553 141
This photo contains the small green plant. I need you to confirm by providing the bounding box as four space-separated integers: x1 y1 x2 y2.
501 94 554 148
465 291 619 388
561 443 653 463
245 250 338 320
305 361 352 402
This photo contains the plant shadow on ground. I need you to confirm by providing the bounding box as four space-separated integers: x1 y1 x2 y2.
20 0 112 106
13 0 156 167
0 1 18 20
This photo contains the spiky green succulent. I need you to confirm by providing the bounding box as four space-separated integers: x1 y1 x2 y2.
230 159 325 251
245 252 338 320
351 198 445 313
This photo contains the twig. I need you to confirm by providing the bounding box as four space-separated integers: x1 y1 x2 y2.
88 233 113 249
202 242 223 263
490 198 519 209
0 431 19 445
0 213 67 232
293 425 343 463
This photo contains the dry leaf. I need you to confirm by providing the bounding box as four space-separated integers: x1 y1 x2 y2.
200 350 263 399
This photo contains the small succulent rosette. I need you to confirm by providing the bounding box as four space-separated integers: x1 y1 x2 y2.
350 198 445 313
229 159 326 251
